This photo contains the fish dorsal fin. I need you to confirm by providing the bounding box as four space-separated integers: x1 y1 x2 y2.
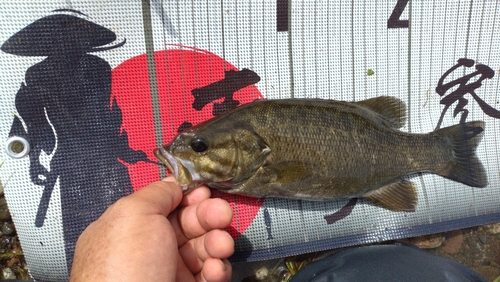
364 180 417 212
354 96 406 129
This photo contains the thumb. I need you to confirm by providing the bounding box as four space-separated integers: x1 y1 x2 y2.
125 176 183 217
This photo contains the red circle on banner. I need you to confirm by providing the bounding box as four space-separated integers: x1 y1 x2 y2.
111 46 264 239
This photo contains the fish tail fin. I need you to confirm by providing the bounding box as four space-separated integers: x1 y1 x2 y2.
435 121 488 188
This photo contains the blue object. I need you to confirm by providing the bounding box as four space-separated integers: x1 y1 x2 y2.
290 244 487 282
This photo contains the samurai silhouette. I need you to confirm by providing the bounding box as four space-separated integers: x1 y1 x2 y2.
2 10 147 269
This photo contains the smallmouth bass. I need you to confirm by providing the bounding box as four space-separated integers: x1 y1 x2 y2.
154 97 488 211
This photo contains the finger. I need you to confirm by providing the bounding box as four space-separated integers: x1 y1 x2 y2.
115 178 183 217
179 229 234 274
169 198 233 245
197 258 232 282
175 253 196 282
163 177 211 207
203 229 234 259
180 185 211 207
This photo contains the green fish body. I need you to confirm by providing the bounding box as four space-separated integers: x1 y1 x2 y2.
155 97 487 211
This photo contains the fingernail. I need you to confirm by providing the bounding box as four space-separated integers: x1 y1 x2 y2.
161 176 176 182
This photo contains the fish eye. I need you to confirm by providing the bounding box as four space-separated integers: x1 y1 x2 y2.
190 138 209 153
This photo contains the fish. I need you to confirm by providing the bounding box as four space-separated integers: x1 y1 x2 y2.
154 97 488 212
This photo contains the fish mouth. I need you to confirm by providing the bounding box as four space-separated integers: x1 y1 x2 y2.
154 147 179 178
153 147 202 193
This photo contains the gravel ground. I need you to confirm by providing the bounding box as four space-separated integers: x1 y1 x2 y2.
0 190 30 280
420 224 500 282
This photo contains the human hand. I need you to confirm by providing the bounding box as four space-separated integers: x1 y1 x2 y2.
70 177 234 282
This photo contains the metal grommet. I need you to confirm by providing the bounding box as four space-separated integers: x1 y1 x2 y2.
5 136 30 159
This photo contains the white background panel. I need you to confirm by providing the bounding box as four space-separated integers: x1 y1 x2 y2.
1 1 500 277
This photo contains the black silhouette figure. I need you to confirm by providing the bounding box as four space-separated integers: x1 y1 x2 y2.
435 58 500 130
2 10 148 270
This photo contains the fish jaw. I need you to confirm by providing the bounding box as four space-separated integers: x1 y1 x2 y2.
153 147 202 193
154 147 178 178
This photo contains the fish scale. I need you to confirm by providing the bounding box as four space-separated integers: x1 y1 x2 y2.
155 97 487 212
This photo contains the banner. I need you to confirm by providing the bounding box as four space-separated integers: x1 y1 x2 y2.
1 1 499 280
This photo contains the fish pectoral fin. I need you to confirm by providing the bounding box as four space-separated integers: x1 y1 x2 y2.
262 161 309 184
354 96 406 129
363 180 417 212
